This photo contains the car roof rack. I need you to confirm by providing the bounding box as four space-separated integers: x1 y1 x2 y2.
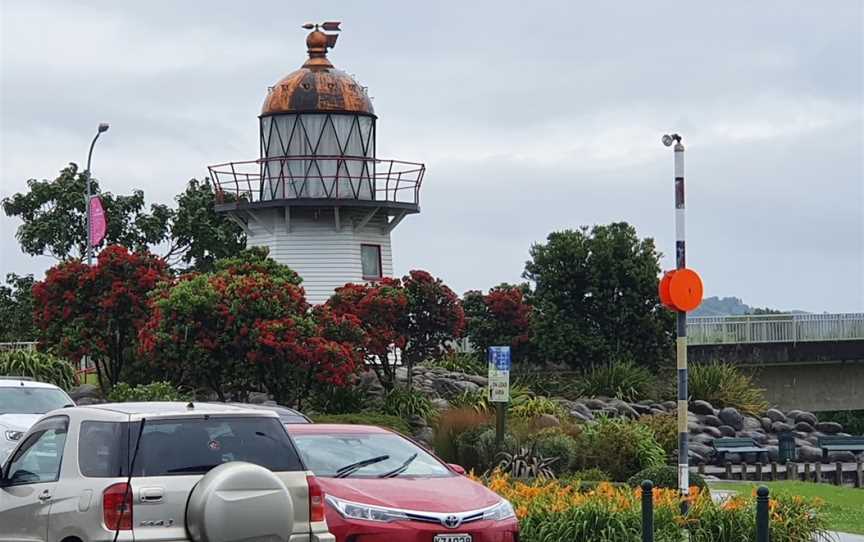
0 376 35 381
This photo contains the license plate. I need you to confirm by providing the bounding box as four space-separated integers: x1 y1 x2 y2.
434 536 472 542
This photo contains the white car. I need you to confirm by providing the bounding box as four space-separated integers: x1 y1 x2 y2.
0 377 74 463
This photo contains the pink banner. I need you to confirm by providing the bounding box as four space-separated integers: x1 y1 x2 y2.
89 196 107 246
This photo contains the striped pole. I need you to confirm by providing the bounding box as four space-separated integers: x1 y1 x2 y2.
671 135 690 512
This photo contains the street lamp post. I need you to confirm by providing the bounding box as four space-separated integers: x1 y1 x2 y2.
85 123 110 265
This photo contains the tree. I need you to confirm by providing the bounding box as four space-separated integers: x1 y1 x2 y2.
0 274 37 342
463 283 532 362
32 245 170 390
139 248 362 404
523 223 673 370
2 164 171 260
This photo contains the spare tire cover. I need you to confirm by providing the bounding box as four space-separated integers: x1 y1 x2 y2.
186 461 294 542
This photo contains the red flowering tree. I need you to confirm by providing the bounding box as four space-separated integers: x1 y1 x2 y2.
33 245 170 390
139 248 362 404
325 270 464 389
463 283 533 363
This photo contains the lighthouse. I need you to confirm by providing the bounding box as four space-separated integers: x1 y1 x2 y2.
209 22 425 303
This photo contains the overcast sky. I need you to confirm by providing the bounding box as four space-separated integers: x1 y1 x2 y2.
1 1 862 313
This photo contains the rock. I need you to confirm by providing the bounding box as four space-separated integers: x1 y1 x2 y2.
570 411 593 423
638 399 655 406
701 414 723 427
689 450 707 465
535 414 561 429
649 408 667 416
703 426 723 438
761 417 773 432
631 403 653 415
765 408 787 423
75 396 102 406
771 421 794 433
650 403 667 412
794 411 818 426
464 374 488 386
431 398 451 411
815 422 843 434
600 407 620 418
793 431 809 440
742 416 763 432
805 435 819 446
432 378 478 398
688 422 704 434
690 443 713 459
794 421 815 433
571 403 594 419
248 392 270 404
798 446 823 462
741 431 768 444
610 400 639 419
691 433 716 446
718 407 744 431
69 384 101 401
828 451 857 462
413 427 435 447
785 409 803 421
662 400 678 411
718 425 737 437
408 415 427 429
585 398 608 410
766 445 780 462
690 400 715 415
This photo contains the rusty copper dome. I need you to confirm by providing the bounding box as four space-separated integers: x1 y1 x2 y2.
261 25 374 116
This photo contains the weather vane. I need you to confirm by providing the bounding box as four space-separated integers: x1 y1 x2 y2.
302 21 341 50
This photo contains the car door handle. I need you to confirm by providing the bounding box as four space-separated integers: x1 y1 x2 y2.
139 487 164 503
38 489 52 502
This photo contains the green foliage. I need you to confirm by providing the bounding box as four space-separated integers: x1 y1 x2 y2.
494 445 558 479
2 164 171 259
0 274 36 342
627 465 707 490
455 426 517 473
306 380 368 414
638 413 678 462
426 352 485 376
689 362 768 415
523 223 674 371
526 429 579 476
578 361 657 402
432 407 492 462
383 386 436 422
0 350 76 390
312 413 411 435
818 410 864 436
570 416 666 482
566 467 612 482
107 381 189 402
509 394 566 419
449 388 491 413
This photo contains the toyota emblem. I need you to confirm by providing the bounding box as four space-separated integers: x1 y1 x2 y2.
442 515 462 529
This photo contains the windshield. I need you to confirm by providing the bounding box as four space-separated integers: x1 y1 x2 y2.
0 387 71 415
292 433 452 478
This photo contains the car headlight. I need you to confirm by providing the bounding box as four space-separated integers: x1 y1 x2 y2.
483 499 516 521
326 495 408 523
4 430 24 442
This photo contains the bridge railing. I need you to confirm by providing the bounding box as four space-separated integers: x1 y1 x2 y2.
687 313 864 345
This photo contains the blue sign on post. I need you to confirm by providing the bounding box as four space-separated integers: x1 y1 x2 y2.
488 346 512 371
487 346 511 402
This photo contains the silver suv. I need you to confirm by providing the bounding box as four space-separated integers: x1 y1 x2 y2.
0 402 334 542
0 377 75 463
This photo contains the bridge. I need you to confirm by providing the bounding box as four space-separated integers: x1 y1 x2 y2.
687 313 864 412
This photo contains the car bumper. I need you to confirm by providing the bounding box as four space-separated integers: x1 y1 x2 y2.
328 517 518 542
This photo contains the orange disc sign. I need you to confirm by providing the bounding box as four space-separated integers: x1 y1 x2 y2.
668 268 704 312
658 271 675 310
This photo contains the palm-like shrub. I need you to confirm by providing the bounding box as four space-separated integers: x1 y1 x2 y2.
383 386 436 422
427 352 485 376
578 361 657 401
494 446 557 479
638 413 678 463
0 350 75 390
689 362 768 415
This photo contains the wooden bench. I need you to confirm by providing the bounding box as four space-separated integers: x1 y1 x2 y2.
712 437 768 465
818 436 864 462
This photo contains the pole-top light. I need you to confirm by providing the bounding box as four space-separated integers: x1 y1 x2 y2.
662 133 681 147
98 123 110 133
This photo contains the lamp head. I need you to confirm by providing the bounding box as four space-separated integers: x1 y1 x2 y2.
97 123 110 133
662 133 681 147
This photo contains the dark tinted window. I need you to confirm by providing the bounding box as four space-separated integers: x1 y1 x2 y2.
78 421 129 477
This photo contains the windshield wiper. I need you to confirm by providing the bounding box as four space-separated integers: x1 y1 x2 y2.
379 453 418 478
335 455 390 478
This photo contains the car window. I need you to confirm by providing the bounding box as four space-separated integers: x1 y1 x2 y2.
133 417 303 476
78 421 129 478
4 417 68 485
0 387 72 415
291 433 452 478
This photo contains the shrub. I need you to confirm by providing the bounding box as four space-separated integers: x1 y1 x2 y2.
432 407 492 462
306 379 368 414
689 362 768 415
578 361 657 402
571 416 665 482
494 446 557 479
449 388 490 413
107 381 189 402
312 412 411 434
638 413 678 463
0 350 76 390
509 394 566 419
526 429 578 476
455 426 516 473
383 386 436 422
627 465 707 491
567 467 611 482
427 352 485 376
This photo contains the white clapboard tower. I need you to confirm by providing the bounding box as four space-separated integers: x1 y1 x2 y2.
209 22 424 303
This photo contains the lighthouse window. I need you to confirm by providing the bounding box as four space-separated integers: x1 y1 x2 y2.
361 244 382 280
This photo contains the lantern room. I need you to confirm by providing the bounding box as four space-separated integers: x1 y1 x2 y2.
208 23 425 304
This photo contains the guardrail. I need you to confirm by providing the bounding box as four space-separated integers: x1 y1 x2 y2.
687 313 864 345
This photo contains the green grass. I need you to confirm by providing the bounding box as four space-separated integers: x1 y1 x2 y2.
710 481 864 535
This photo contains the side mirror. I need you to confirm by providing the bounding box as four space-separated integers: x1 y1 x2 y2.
448 463 466 475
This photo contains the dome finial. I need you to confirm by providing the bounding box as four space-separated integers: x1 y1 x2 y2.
302 21 341 70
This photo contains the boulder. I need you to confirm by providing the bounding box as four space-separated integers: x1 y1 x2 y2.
765 409 787 423
662 400 678 411
689 442 714 460
649 408 667 416
794 411 818 426
431 398 451 411
766 445 780 462
650 403 668 412
570 411 594 423
785 409 803 421
794 421 815 433
718 407 744 431
571 403 594 419
691 433 715 446
718 425 737 437
535 414 561 429
689 450 708 465
74 396 102 406
703 426 723 438
413 427 435 447
700 414 722 427
688 422 704 434
408 414 427 429
761 417 774 432
828 451 857 462
815 422 843 434
585 398 608 410
690 400 715 416
805 435 820 446
798 446 824 462
793 431 809 440
69 384 101 402
771 421 794 433
248 392 270 404
464 374 489 386
610 400 639 419
742 416 763 432
741 431 768 444
631 403 654 415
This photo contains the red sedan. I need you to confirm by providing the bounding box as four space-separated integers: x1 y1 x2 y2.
287 424 519 542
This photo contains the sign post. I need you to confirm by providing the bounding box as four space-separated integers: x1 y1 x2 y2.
488 346 511 450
